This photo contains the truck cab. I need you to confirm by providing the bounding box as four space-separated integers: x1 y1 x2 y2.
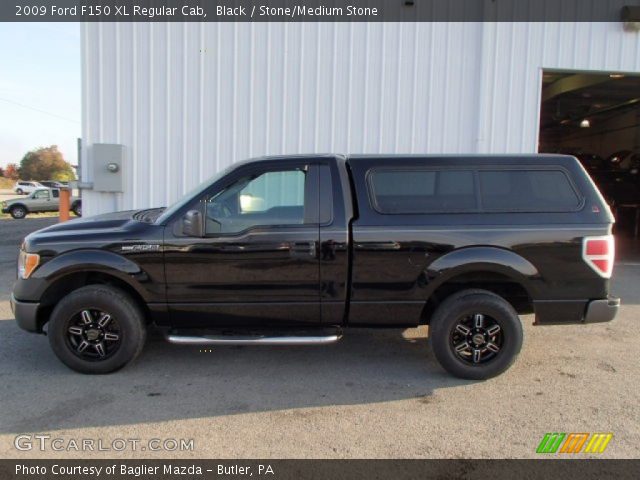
11 154 618 379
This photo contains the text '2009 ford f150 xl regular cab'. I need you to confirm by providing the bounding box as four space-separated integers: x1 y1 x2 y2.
11 154 619 379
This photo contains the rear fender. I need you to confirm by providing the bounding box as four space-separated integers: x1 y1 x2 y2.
425 246 540 298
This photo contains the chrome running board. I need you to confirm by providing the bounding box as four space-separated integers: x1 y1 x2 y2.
166 328 342 346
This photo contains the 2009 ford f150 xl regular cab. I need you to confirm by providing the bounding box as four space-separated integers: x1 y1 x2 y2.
11 154 619 379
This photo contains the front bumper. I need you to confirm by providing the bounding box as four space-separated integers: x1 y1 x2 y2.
584 296 620 324
10 294 42 333
1 207 9 214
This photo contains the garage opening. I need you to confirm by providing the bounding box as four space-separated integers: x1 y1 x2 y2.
538 71 640 247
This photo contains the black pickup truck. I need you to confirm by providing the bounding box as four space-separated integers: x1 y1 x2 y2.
11 154 619 379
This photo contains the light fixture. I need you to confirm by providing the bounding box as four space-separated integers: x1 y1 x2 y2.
580 119 591 128
610 73 625 79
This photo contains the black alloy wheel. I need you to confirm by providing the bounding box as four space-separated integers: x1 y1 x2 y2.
48 285 147 374
450 312 504 365
429 289 523 380
65 309 122 360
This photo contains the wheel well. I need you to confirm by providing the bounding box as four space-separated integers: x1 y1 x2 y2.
10 203 28 212
421 271 533 324
37 271 150 329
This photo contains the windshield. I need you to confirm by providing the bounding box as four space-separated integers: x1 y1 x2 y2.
155 164 236 225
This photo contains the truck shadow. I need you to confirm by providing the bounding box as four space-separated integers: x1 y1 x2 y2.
0 321 476 434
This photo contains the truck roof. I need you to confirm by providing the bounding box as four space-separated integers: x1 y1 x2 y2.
344 153 580 166
345 153 571 160
251 153 577 163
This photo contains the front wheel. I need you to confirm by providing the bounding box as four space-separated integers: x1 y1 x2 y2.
10 205 27 219
429 289 523 380
16 188 23 195
47 285 147 374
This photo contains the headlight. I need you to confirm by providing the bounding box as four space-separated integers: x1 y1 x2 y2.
1 201 6 208
17 250 40 279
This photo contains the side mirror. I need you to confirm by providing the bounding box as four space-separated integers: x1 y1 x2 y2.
182 210 204 237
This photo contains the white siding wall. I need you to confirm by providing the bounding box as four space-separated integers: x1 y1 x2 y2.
81 21 640 215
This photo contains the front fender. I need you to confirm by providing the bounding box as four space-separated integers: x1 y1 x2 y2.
13 249 151 302
425 246 540 298
7 202 29 211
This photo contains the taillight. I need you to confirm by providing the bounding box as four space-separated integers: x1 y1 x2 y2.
582 235 615 278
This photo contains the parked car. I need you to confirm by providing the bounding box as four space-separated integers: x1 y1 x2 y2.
39 180 64 189
11 154 618 378
13 181 44 195
2 188 81 219
575 153 605 173
590 152 640 207
607 150 637 171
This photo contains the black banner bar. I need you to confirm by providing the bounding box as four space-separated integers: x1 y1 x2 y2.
1 460 639 480
2 0 640 22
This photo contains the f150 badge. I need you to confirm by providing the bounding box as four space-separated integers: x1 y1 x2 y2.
121 244 161 252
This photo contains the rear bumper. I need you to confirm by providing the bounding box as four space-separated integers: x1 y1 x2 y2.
534 296 620 325
10 294 42 333
584 296 620 324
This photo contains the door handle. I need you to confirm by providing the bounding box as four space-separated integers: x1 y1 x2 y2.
290 241 317 258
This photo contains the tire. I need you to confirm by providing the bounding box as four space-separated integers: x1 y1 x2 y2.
9 205 27 219
16 188 23 195
429 289 523 380
72 202 82 217
47 285 147 374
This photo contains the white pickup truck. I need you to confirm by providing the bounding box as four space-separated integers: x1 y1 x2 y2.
1 188 81 219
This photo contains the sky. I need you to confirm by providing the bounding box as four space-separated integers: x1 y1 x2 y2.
0 23 80 169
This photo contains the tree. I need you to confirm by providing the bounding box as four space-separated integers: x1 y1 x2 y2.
4 163 19 180
18 146 76 181
0 166 4 177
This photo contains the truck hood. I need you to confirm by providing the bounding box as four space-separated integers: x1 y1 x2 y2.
3 196 28 204
34 210 138 234
22 210 162 253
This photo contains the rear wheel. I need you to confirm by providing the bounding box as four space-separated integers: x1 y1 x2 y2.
71 201 82 217
16 188 23 195
47 285 147 374
429 289 523 380
10 205 27 219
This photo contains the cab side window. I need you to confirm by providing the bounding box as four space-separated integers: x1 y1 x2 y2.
205 168 308 235
34 190 49 199
52 189 60 198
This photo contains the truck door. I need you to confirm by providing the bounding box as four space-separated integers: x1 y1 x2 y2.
163 162 322 327
32 190 51 211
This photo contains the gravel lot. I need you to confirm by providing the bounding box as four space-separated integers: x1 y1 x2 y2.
0 217 639 459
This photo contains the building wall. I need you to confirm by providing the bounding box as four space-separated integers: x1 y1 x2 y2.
81 21 640 215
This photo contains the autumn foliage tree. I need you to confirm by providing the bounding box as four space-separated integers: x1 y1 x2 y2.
3 163 19 180
18 146 76 181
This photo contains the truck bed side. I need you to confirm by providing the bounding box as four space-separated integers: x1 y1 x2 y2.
344 155 615 327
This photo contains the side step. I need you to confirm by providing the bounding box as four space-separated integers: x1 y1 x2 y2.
165 328 342 346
